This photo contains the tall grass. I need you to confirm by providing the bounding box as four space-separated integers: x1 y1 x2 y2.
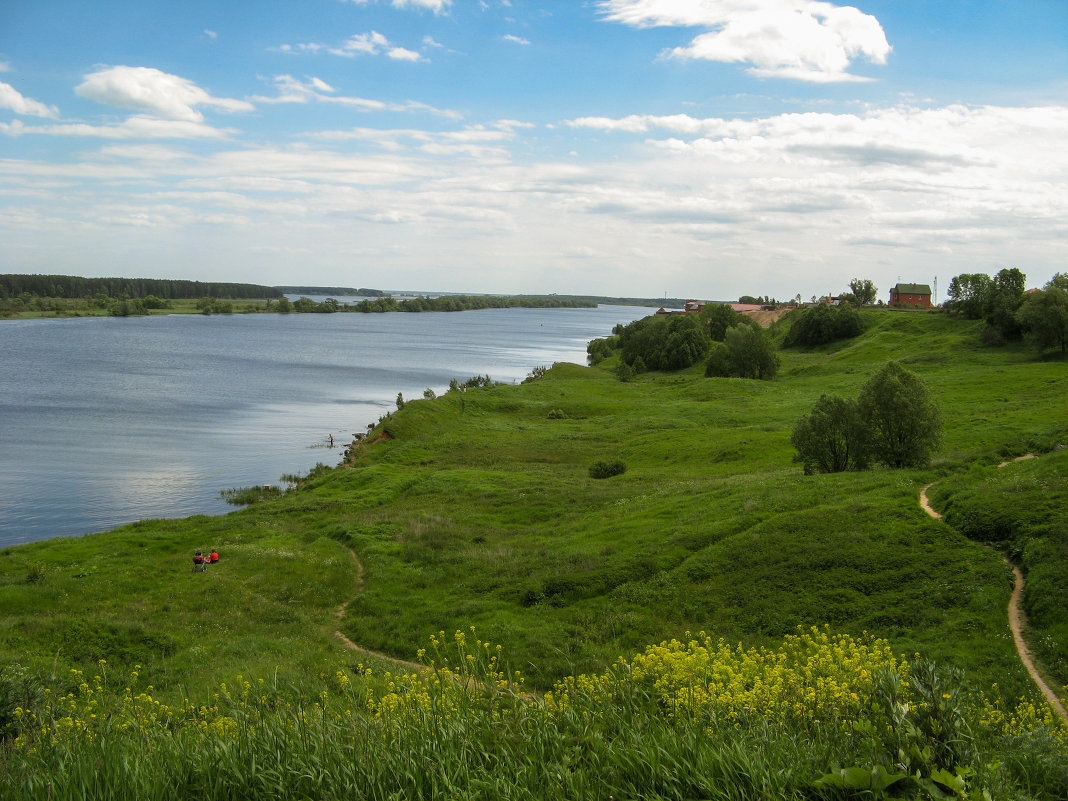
7 629 1067 800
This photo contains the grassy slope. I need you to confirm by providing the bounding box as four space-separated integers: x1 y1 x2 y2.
0 309 1065 706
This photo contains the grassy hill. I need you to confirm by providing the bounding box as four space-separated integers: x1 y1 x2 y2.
2 308 1067 799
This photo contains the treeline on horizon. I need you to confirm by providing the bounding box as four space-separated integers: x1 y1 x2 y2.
284 294 596 313
274 285 387 297
0 274 283 300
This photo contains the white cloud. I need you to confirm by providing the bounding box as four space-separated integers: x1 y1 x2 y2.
0 80 60 118
392 0 452 12
284 31 423 60
599 0 890 82
0 61 10 72
204 29 218 39
388 47 423 61
504 34 531 45
0 116 234 140
4 103 1066 297
346 0 452 12
75 66 253 122
252 75 461 117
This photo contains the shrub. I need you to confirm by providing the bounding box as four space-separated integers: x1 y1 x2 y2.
791 394 869 474
858 361 942 468
586 338 616 366
617 314 710 371
784 304 864 346
706 325 779 380
589 460 626 479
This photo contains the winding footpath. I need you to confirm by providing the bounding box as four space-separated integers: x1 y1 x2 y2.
920 482 1068 722
333 548 426 674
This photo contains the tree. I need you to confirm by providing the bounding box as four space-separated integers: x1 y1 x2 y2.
857 362 942 468
945 273 992 319
618 314 709 371
706 324 779 380
791 395 869 474
983 267 1026 339
784 304 863 346
1048 272 1068 291
700 302 742 341
1016 286 1068 354
848 278 877 306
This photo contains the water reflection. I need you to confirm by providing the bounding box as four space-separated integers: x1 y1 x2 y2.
0 305 654 546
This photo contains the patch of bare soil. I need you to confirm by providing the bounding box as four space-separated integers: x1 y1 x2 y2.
741 308 792 328
998 453 1037 468
920 481 1067 722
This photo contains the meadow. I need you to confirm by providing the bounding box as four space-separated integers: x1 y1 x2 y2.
1 308 1066 798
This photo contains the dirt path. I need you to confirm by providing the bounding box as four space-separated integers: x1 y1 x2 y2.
920 482 1068 722
333 549 427 674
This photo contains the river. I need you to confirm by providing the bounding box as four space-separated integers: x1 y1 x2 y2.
0 305 652 548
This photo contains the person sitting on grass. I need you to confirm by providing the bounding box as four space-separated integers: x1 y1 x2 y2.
208 549 219 564
193 549 207 569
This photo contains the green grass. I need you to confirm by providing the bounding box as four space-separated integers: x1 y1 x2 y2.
2 307 1067 797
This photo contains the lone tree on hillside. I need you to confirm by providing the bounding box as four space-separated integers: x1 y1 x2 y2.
857 362 942 468
791 395 870 474
848 278 878 306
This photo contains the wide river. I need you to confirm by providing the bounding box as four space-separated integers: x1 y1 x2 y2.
1 305 653 548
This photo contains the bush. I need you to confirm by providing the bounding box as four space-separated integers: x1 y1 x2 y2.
791 394 869 474
617 315 710 371
586 338 616 365
706 325 779 380
589 460 626 479
784 304 864 346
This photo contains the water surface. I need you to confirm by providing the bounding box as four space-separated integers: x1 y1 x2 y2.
0 306 650 547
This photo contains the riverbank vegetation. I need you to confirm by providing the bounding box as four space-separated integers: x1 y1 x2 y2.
1 306 1067 797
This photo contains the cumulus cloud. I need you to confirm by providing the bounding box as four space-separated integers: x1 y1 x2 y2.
599 0 890 82
282 31 424 61
0 80 60 118
75 66 253 122
5 101 1066 297
388 47 423 61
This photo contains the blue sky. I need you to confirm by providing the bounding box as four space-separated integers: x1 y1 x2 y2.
2 0 1066 300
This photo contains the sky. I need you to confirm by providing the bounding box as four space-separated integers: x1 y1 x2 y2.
1 0 1067 301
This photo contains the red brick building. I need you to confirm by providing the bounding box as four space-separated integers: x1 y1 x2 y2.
889 283 933 307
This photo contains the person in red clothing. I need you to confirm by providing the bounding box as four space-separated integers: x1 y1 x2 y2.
193 549 207 571
208 549 219 564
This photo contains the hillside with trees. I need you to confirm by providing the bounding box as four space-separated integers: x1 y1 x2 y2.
1 307 1066 799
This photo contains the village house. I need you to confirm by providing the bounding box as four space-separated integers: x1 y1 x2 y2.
889 283 933 307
